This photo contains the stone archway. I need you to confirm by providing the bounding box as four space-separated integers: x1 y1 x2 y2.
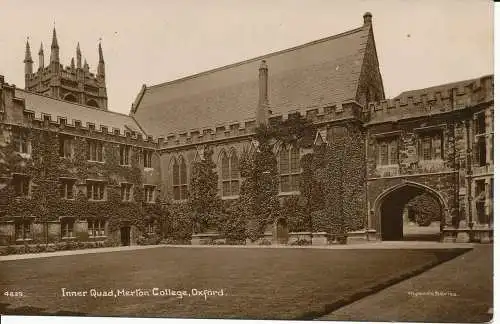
374 182 446 241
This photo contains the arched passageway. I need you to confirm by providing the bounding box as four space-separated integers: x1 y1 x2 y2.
376 183 444 241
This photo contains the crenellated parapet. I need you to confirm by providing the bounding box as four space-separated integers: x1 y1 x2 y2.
365 75 493 124
157 100 363 150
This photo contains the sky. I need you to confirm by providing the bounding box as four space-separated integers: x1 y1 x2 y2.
0 0 493 115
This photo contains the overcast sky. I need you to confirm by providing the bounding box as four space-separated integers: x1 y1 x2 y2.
0 0 493 115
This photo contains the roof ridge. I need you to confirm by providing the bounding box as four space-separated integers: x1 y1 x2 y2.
147 25 366 90
16 88 132 118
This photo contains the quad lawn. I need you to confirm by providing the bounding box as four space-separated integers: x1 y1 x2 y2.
0 247 468 320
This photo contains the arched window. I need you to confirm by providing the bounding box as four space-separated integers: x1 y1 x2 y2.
86 99 99 108
63 93 77 103
221 150 240 197
279 145 300 192
173 157 188 200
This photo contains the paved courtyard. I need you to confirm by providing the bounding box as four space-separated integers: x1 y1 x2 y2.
0 244 474 320
321 244 493 323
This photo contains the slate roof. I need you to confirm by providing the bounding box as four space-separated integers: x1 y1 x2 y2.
131 23 371 138
15 89 145 136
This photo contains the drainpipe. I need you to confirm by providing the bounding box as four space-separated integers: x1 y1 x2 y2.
465 119 473 230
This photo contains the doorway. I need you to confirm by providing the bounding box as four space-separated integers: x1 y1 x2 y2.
120 226 131 246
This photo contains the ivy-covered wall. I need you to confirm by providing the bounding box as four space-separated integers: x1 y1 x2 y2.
0 122 163 246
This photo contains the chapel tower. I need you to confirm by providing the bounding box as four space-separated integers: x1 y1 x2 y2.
23 27 108 110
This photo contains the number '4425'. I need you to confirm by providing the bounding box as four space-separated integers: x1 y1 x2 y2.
4 291 23 297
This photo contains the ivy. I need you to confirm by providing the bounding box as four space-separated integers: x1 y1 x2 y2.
189 146 222 233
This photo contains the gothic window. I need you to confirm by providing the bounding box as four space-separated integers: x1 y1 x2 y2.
143 150 153 168
144 185 156 203
279 145 300 192
15 220 32 241
59 136 74 158
121 183 133 202
221 150 240 197
377 138 398 166
86 99 99 108
12 174 30 197
120 145 131 166
474 112 488 167
64 93 77 103
418 132 443 161
86 180 105 201
12 129 30 154
173 157 188 200
87 140 103 162
59 178 76 200
475 179 486 224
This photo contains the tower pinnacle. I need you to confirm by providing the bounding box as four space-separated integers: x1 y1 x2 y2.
76 42 82 68
24 38 34 75
50 27 60 63
38 42 44 69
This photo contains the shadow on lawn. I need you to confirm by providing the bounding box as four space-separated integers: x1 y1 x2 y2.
0 302 87 316
297 248 472 320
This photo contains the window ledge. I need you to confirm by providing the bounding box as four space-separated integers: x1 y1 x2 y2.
222 195 239 200
376 164 399 168
18 153 31 159
15 238 33 242
89 235 107 238
119 164 132 167
61 237 76 240
278 191 301 196
87 160 105 164
143 167 154 172
88 199 106 202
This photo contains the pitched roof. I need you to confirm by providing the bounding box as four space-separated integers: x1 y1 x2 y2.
132 22 371 138
15 89 145 136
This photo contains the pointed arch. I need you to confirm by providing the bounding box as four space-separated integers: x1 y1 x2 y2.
220 147 240 197
172 155 188 200
373 181 447 241
86 99 99 108
63 93 77 103
278 143 301 193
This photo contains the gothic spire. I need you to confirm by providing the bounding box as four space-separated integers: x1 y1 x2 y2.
51 27 59 48
50 27 60 63
76 42 82 68
38 42 44 69
97 41 105 79
24 38 33 75
98 41 104 63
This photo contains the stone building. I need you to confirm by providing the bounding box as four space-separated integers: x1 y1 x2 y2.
0 13 493 247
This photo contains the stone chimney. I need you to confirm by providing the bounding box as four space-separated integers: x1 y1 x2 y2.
363 12 372 26
257 60 270 125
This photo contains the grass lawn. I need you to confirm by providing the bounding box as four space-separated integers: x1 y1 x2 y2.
0 247 467 320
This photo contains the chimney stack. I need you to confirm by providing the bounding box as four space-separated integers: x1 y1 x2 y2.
363 12 372 26
257 60 270 125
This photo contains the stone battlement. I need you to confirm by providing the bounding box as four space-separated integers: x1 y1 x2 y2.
156 100 362 149
366 75 493 123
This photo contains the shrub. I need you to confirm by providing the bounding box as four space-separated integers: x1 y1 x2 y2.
259 239 272 246
290 238 311 246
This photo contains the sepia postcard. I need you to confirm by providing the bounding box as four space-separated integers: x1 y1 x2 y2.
0 1 494 323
